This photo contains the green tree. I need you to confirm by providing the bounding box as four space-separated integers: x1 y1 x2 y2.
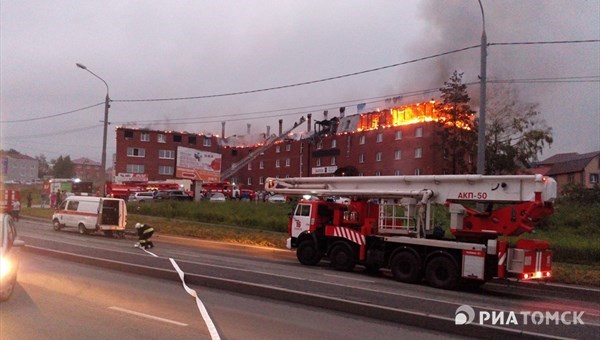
485 85 553 174
36 154 51 178
434 71 477 174
52 155 75 178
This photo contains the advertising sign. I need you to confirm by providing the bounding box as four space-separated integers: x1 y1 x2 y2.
311 166 338 175
176 147 221 182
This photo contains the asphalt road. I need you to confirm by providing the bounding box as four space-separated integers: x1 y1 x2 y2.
1 252 457 340
10 217 600 339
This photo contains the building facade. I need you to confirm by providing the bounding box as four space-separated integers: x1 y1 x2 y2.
72 157 103 182
537 151 600 192
114 102 464 191
0 151 38 183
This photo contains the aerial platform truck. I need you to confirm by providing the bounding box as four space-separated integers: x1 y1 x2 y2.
265 174 557 289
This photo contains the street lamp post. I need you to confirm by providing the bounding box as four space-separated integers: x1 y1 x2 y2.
476 0 487 175
76 63 110 196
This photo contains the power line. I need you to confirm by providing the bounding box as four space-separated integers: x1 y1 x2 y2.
113 87 441 126
112 45 481 103
489 39 600 46
0 102 105 124
4 124 101 140
3 40 598 125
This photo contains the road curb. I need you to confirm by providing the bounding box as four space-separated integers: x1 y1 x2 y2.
24 245 557 340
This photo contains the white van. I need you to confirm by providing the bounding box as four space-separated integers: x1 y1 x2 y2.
52 196 127 237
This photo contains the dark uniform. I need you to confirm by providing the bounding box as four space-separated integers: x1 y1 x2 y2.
135 223 154 249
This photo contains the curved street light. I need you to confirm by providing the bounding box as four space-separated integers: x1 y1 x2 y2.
477 0 487 175
76 63 110 196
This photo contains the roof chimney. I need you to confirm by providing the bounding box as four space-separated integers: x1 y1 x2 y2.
247 123 251 135
266 125 271 136
307 113 312 132
339 107 346 118
221 121 226 138
323 110 328 120
279 119 283 135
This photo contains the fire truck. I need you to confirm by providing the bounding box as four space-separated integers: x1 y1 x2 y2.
265 174 557 290
0 190 20 214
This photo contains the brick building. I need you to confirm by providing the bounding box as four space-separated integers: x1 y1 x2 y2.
72 157 103 182
114 101 464 192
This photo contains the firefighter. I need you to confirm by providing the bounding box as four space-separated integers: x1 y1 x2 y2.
134 223 154 249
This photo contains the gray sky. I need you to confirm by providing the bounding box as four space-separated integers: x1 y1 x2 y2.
1 0 599 164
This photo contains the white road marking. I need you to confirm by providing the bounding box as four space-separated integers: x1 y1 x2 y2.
109 306 188 326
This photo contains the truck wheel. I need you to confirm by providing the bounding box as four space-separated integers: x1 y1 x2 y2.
296 239 322 265
390 252 422 283
78 224 88 235
425 256 458 290
52 219 62 231
329 243 356 272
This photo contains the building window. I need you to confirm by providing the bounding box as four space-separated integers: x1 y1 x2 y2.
331 139 337 148
568 174 575 183
188 136 197 145
141 132 150 142
395 130 402 140
173 134 182 143
127 147 145 157
124 130 134 139
415 127 423 138
415 168 422 175
316 158 321 166
276 145 281 153
126 164 145 173
376 133 383 143
359 135 366 145
259 160 264 169
331 157 336 166
203 137 211 147
395 170 402 176
375 170 382 176
415 148 422 159
376 152 382 162
259 177 264 185
590 173 599 184
317 141 323 150
247 177 252 185
158 166 173 175
359 153 365 163
159 150 175 159
158 134 166 143
395 150 401 160
286 144 291 152
276 159 280 168
247 163 252 170
285 158 291 167
300 143 304 153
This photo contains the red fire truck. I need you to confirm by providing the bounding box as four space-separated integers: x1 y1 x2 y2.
265 174 556 290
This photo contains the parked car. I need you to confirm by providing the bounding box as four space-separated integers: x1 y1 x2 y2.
128 191 155 203
155 190 193 201
209 193 226 202
267 194 287 203
0 213 24 302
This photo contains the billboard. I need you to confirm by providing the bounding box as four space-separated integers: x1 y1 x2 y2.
176 147 221 182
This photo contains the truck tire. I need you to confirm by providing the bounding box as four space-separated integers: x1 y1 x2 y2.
52 219 62 231
425 256 458 290
329 242 356 272
390 252 422 283
78 223 88 235
296 239 322 266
